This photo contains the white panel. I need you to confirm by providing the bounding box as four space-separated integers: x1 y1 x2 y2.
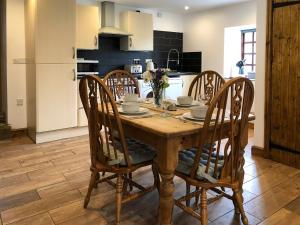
36 64 77 132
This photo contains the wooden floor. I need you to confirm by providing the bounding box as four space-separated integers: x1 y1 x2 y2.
0 131 299 225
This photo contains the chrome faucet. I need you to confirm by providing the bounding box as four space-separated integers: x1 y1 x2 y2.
167 48 180 70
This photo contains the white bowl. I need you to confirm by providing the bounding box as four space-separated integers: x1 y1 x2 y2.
124 94 138 102
190 105 208 118
177 96 193 105
121 102 140 113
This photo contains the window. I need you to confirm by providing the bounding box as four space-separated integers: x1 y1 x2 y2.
241 29 256 72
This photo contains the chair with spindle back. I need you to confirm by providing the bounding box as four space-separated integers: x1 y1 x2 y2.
103 70 140 100
79 75 158 225
175 77 254 225
188 70 225 104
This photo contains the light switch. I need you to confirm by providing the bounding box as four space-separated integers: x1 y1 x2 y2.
16 98 24 106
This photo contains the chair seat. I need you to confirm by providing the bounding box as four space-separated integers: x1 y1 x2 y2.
105 138 156 166
176 144 224 183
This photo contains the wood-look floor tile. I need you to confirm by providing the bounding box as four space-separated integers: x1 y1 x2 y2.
244 159 280 177
0 191 40 212
58 211 107 225
49 200 89 224
243 164 300 195
0 161 53 180
37 182 74 199
208 210 261 225
284 196 300 215
7 213 54 225
257 208 300 225
244 187 299 221
0 174 29 189
0 174 65 199
0 160 20 173
27 161 89 181
0 190 82 224
19 151 75 167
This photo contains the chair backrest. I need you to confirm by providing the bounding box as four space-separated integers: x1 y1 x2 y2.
188 70 225 104
103 70 140 100
190 77 254 183
79 75 132 168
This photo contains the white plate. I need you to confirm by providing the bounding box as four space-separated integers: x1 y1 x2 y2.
176 101 200 108
182 112 205 121
118 107 149 115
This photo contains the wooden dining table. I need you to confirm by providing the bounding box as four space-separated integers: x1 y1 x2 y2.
105 102 255 225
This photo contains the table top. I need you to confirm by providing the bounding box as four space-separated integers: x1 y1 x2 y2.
109 102 255 138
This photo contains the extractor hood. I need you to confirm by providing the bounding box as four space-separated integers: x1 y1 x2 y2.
99 1 131 37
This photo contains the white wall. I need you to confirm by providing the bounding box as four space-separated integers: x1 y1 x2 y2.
183 1 257 74
254 0 267 148
6 0 27 129
224 25 255 77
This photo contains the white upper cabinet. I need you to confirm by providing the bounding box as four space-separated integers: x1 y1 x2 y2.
35 0 76 64
120 11 153 51
76 5 99 50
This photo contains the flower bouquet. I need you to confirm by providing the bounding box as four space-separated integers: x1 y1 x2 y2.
236 59 246 74
141 68 170 107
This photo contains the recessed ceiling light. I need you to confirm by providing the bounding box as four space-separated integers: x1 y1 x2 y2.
184 6 190 10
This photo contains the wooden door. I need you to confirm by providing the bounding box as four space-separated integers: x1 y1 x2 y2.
36 0 76 63
267 0 300 167
76 5 99 50
36 64 77 132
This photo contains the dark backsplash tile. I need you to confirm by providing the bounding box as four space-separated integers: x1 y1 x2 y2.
77 30 202 76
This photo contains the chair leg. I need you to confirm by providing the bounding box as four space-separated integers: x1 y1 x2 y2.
200 188 208 225
152 163 160 192
115 174 124 225
194 187 200 207
233 188 248 225
94 172 100 188
186 184 191 206
128 173 133 191
84 171 97 208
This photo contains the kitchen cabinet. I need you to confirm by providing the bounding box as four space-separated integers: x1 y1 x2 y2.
25 0 77 141
36 64 77 132
120 11 153 51
76 5 99 50
35 0 76 63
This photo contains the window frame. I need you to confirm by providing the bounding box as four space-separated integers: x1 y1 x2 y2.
241 28 256 72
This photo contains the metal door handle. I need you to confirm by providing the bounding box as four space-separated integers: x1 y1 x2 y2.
129 37 132 48
94 35 98 47
72 47 75 59
73 69 76 81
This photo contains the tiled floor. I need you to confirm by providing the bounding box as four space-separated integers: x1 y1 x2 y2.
0 131 299 225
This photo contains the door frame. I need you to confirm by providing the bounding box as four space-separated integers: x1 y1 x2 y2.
264 0 273 158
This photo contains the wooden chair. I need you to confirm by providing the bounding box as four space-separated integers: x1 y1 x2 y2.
188 70 225 104
79 75 158 225
103 70 140 100
174 77 254 225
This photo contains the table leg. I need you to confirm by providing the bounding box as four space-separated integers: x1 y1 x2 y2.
157 138 180 225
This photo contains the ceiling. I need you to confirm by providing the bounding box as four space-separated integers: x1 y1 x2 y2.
98 0 254 13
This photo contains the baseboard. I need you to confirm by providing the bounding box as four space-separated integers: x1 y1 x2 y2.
251 145 265 157
35 126 88 144
11 128 27 137
270 147 300 170
248 122 254 129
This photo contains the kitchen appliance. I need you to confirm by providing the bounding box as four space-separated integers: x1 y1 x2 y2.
98 1 132 37
124 64 143 75
146 61 154 71
77 58 99 79
138 77 183 100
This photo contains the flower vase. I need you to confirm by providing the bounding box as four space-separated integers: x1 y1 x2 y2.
153 88 163 107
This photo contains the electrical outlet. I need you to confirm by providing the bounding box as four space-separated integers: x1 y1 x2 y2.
16 98 23 106
145 59 152 63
